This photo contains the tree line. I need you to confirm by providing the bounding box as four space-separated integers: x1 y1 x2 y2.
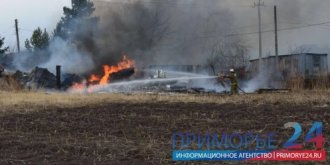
0 0 95 55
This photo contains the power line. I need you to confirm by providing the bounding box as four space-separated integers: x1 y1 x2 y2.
196 22 274 35
192 20 330 39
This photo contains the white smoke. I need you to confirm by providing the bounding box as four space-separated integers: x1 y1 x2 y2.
12 37 95 75
242 72 269 93
40 37 95 74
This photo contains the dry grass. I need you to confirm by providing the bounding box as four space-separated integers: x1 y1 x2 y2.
0 75 23 91
0 90 329 110
286 75 330 89
0 90 329 164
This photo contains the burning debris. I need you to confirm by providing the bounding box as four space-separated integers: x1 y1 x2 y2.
0 53 298 94
71 55 136 92
3 67 81 90
109 68 135 82
61 73 85 89
13 67 57 89
0 59 293 94
0 62 294 94
5 55 136 91
87 55 135 85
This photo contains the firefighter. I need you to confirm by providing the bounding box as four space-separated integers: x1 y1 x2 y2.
218 69 238 94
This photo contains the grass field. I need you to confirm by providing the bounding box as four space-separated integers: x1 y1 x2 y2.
0 91 329 164
0 90 330 108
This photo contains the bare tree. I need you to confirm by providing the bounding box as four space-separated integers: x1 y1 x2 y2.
207 38 249 74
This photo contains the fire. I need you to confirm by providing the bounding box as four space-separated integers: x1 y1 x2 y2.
72 82 86 89
97 55 135 85
88 74 100 83
70 55 135 91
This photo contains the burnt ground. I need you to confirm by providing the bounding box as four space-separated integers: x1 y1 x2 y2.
0 102 329 164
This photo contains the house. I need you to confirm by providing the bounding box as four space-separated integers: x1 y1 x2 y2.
249 53 328 79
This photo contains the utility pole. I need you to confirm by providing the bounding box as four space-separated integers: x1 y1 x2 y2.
15 19 20 53
253 0 264 73
274 6 279 70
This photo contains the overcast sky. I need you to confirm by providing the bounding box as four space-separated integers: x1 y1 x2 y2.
0 0 71 51
1 0 330 60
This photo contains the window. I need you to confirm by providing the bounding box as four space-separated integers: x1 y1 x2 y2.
313 56 321 73
313 56 321 67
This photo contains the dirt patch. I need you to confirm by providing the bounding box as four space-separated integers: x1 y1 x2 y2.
0 102 329 164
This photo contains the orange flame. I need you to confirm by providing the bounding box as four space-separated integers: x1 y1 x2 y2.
98 55 135 85
70 55 135 91
72 82 86 89
88 74 100 83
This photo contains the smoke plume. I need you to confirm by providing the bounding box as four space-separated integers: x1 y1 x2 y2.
12 0 330 77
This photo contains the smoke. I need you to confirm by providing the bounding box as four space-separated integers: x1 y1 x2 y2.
11 50 43 72
91 0 240 67
11 0 330 85
242 71 270 93
12 37 95 74
91 0 330 67
40 37 95 74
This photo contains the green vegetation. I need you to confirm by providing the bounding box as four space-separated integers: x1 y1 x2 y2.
25 27 50 51
54 0 96 40
0 36 9 54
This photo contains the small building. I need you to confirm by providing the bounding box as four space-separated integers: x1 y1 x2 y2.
249 53 328 78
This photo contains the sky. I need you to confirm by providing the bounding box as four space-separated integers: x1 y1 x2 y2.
1 0 330 65
0 0 71 51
